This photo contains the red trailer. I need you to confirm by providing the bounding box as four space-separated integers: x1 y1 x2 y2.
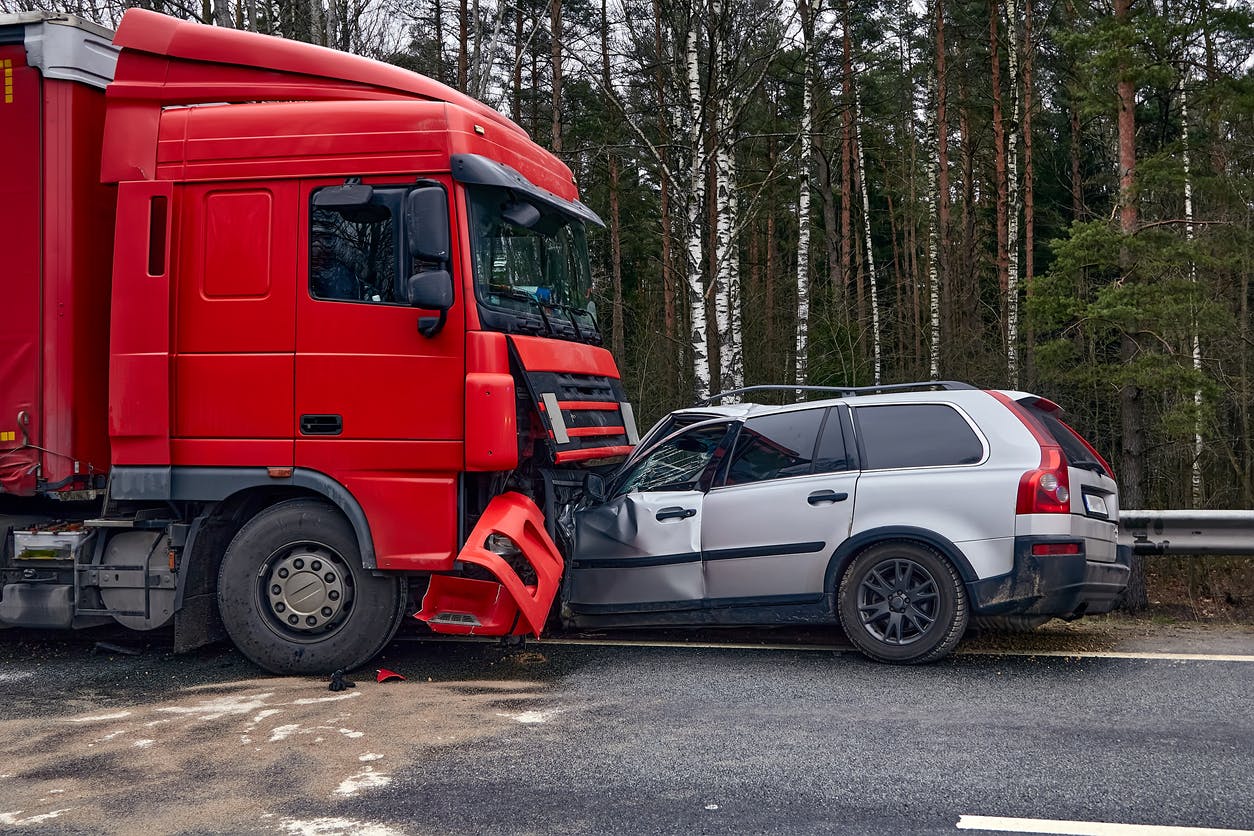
0 11 637 673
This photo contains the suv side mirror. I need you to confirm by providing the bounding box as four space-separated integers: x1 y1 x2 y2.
407 186 450 262
583 472 609 504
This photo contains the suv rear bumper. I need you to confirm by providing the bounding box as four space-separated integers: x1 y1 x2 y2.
967 538 1131 617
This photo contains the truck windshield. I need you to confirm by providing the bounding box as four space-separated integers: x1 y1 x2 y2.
466 184 599 342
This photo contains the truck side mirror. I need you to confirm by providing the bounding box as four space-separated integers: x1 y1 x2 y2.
583 472 609 504
407 186 450 262
408 270 454 338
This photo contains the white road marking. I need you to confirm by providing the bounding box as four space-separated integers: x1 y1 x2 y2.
956 815 1254 835
958 649 1254 662
522 637 1254 662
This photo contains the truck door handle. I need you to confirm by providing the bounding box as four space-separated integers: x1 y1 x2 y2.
807 490 848 505
300 414 343 436
656 507 697 521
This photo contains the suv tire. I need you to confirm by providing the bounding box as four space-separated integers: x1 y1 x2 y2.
218 499 408 675
837 541 968 664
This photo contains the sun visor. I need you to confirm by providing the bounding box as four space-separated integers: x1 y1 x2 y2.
450 153 604 227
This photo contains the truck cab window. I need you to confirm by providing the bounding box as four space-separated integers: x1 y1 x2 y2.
310 194 401 304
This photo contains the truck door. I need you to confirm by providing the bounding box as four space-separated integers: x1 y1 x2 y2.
294 177 465 568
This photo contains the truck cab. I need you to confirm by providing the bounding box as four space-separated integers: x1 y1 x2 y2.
0 11 636 673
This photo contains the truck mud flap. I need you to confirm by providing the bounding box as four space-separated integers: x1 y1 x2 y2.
415 492 563 636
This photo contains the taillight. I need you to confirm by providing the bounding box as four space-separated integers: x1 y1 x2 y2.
1017 446 1072 514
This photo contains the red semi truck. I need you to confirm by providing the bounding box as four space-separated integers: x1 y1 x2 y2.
0 11 638 673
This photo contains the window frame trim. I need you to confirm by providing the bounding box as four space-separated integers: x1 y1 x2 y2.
712 406 834 489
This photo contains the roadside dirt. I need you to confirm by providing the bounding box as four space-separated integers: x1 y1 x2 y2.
0 667 554 834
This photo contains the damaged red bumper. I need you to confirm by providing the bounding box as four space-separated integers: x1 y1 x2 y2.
414 492 564 636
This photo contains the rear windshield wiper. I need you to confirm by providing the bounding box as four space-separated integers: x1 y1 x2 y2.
1069 459 1107 475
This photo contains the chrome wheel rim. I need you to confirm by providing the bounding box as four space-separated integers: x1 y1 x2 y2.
257 541 355 641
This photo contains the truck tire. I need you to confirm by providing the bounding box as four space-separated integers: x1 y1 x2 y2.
217 499 407 675
837 541 968 664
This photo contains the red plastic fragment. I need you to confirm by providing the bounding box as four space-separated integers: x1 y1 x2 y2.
376 668 405 683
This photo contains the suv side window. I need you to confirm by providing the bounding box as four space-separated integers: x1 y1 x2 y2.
855 404 984 469
723 409 826 486
310 189 402 304
814 407 854 473
616 423 730 495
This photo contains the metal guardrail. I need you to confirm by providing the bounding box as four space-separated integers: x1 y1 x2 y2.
1119 510 1254 555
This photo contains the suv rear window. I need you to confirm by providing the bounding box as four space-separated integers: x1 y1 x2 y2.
1021 402 1108 475
855 404 983 469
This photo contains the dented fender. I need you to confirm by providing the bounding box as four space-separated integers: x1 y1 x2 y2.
415 492 564 636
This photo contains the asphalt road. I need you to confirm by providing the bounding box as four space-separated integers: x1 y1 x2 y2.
0 625 1251 835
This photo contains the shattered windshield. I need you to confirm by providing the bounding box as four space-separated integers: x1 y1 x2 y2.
466 184 598 341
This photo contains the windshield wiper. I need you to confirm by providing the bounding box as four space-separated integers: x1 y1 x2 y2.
491 287 554 335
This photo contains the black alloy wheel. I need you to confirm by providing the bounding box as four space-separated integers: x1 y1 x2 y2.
837 541 968 664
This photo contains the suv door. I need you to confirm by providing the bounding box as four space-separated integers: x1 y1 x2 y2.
701 407 859 603
567 421 733 612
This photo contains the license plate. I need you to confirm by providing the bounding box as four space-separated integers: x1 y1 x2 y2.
1084 493 1108 517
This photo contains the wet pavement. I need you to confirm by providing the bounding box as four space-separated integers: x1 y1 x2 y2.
0 621 1251 835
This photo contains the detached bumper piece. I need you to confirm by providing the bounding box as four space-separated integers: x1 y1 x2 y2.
968 538 1131 618
415 492 563 637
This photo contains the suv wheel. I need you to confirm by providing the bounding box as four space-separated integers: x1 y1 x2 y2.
837 541 967 664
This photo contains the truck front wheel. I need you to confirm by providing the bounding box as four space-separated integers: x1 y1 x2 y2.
217 499 407 675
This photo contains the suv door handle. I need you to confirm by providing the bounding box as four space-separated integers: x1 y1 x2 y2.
807 490 849 505
656 506 697 521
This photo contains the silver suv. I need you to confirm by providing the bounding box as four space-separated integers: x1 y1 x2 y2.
564 382 1130 664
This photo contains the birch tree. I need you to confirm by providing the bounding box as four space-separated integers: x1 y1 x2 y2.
794 0 814 391
854 84 882 385
1182 72 1202 507
1005 0 1022 387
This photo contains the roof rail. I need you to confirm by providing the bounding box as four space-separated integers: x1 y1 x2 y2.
693 381 978 407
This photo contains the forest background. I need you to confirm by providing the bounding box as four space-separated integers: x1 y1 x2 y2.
5 0 1254 612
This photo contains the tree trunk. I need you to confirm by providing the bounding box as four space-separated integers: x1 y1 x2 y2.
653 0 676 359
602 0 624 360
512 1 522 120
458 0 468 91
934 0 951 365
1023 0 1036 377
989 0 1009 359
1182 72 1202 507
795 0 814 391
958 83 977 344
853 89 881 386
1114 0 1146 610
684 24 711 399
841 0 860 335
1006 0 1022 387
550 0 562 153
926 65 941 380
